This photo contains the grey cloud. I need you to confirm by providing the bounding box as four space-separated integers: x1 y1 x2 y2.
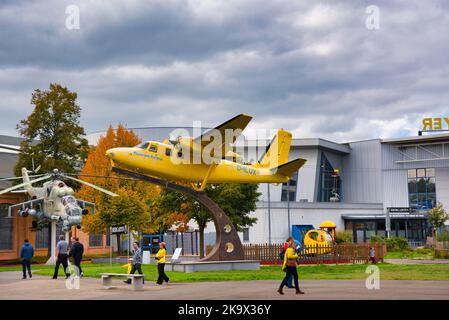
0 0 449 142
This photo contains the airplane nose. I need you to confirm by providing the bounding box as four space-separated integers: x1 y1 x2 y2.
106 149 115 158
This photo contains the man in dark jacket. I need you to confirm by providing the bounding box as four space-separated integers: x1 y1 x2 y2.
69 237 84 277
20 239 34 279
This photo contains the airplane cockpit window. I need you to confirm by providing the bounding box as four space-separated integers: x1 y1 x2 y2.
136 142 149 150
149 145 158 153
165 148 172 156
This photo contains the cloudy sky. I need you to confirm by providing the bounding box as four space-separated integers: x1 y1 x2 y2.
0 0 448 142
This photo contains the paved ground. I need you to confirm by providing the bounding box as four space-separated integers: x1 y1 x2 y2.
385 259 449 265
0 272 448 300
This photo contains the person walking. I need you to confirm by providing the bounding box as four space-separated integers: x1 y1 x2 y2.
69 237 84 277
369 246 377 264
155 242 169 285
282 237 294 289
20 239 34 279
124 241 144 284
52 235 70 279
278 237 304 295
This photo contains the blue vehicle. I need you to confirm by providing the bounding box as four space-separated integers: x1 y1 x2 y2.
141 233 164 253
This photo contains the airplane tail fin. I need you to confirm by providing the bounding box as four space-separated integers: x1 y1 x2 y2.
257 129 293 168
270 158 307 177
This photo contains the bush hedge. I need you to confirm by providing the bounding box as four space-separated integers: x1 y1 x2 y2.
385 237 409 251
335 231 353 244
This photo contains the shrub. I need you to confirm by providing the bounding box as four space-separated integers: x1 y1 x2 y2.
415 248 433 255
385 237 409 251
436 230 449 242
370 235 384 244
335 231 353 244
435 249 449 259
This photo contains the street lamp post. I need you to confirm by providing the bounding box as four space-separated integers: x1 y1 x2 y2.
287 180 291 237
267 183 271 244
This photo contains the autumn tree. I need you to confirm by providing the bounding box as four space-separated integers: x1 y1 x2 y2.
15 83 88 176
77 125 159 252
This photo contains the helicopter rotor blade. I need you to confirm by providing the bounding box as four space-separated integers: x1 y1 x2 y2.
65 173 138 181
62 175 119 197
0 175 51 196
0 144 21 152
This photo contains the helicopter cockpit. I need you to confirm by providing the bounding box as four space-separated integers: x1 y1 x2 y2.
62 195 82 216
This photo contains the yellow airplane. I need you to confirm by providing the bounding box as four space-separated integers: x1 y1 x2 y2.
106 114 306 191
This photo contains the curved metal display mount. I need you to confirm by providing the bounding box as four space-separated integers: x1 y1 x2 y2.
111 167 245 261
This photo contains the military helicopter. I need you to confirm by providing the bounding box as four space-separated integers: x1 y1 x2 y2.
0 167 119 232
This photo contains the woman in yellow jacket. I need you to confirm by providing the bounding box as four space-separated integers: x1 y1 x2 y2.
155 242 169 285
278 238 304 295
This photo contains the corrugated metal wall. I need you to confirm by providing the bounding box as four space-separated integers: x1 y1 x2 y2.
342 139 383 204
436 167 449 212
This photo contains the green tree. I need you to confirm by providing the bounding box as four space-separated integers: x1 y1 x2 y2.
154 183 260 258
427 202 449 238
14 83 88 257
14 83 88 176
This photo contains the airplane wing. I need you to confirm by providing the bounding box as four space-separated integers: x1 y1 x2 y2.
193 114 252 159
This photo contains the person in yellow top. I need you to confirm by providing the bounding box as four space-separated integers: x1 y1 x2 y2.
278 237 304 295
121 258 133 274
155 242 169 285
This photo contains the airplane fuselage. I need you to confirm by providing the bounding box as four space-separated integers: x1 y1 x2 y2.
106 142 290 184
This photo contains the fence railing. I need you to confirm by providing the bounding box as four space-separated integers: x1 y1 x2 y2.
408 240 425 248
436 241 449 250
243 243 386 265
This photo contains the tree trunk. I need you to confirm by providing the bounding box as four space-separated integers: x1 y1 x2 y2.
199 224 205 258
116 233 121 254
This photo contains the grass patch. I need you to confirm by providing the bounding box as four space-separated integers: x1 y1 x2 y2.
384 250 435 260
1 263 448 281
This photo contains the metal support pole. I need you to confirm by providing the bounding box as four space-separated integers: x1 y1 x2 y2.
385 208 391 239
267 183 271 244
46 221 57 265
287 181 291 237
127 226 130 260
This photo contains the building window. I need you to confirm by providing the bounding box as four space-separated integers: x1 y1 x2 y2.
317 153 341 202
35 227 49 249
0 204 13 250
281 171 298 201
242 228 250 242
408 168 436 210
89 234 103 247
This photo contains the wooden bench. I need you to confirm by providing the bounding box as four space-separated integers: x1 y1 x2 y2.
100 273 145 291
